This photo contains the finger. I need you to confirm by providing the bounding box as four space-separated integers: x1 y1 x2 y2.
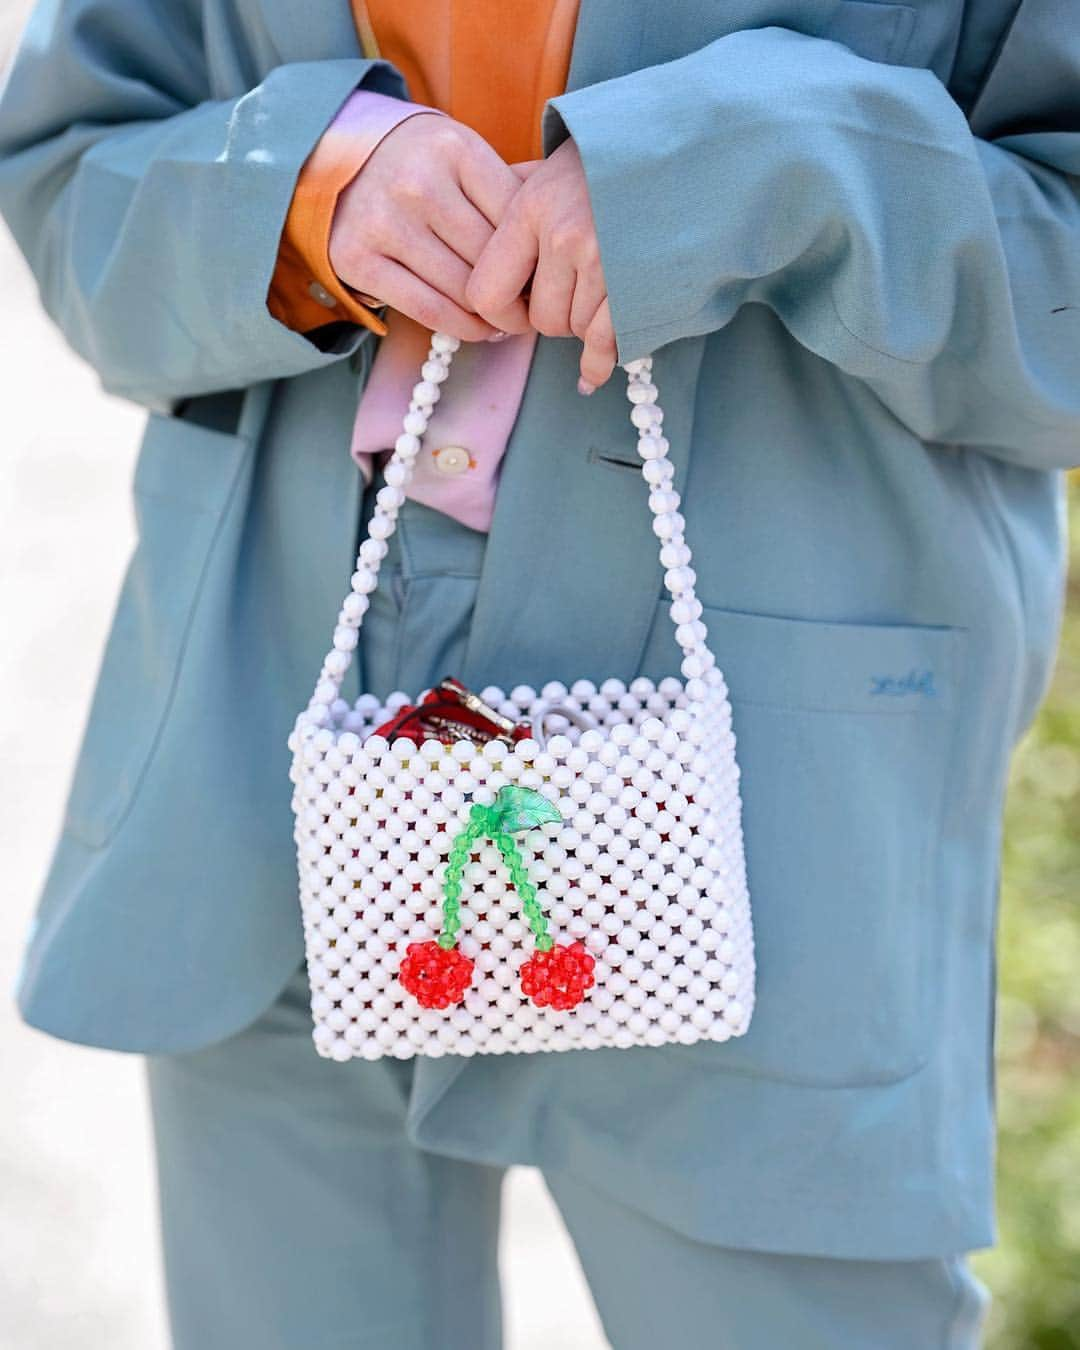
427 189 498 267
384 223 476 312
568 266 607 342
527 247 576 337
466 206 538 333
456 137 525 228
579 297 618 390
362 255 500 342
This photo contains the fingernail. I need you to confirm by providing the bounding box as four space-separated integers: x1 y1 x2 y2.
577 377 596 397
487 330 510 343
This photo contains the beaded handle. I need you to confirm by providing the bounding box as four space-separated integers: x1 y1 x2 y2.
303 334 718 722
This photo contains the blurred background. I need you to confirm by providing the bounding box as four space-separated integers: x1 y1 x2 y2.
1 4 1077 1348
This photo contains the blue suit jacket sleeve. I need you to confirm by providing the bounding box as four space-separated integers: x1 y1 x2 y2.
0 0 405 409
545 11 1080 471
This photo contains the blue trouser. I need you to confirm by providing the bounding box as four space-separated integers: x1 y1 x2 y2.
146 960 989 1350
145 491 990 1348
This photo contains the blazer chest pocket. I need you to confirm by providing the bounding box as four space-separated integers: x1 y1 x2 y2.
638 603 967 1088
63 412 250 849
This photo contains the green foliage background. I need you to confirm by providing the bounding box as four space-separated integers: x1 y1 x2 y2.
972 481 1080 1349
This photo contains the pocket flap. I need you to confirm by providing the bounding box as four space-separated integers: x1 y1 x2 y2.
704 606 963 714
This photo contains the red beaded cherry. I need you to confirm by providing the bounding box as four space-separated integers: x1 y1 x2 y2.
519 941 596 1011
398 940 474 1009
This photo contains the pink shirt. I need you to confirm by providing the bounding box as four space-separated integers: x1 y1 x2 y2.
335 90 537 533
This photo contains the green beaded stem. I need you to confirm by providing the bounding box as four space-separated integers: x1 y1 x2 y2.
494 829 554 951
436 812 486 950
435 790 558 952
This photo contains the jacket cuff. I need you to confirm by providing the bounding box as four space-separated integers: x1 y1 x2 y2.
268 89 444 336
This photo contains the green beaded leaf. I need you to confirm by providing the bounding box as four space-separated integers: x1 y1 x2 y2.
490 785 562 835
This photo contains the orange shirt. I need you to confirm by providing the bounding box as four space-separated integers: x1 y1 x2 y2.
268 0 581 335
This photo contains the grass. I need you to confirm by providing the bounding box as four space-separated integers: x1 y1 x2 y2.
973 479 1080 1349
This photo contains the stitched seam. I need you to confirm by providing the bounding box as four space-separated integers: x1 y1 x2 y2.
400 569 484 582
671 1042 934 1089
732 695 950 717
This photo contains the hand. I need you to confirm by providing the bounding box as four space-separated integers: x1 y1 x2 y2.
466 139 617 392
329 113 530 341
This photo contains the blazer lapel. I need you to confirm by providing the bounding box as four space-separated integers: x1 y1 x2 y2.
553 0 650 93
460 334 705 692
260 0 364 64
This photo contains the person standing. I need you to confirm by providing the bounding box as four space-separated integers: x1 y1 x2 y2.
1 0 1077 1345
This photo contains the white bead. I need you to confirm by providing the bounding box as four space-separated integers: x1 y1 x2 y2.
665 566 695 594
383 460 408 487
391 434 418 461
676 620 707 649
652 511 684 540
649 489 680 515
351 567 378 594
630 403 661 429
359 539 387 565
412 380 441 407
670 596 703 624
659 541 691 569
402 412 428 437
431 332 460 353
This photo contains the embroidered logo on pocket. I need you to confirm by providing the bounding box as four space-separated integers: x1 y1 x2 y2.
869 669 937 698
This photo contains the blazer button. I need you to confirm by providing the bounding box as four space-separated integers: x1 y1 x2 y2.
432 445 471 476
307 280 338 309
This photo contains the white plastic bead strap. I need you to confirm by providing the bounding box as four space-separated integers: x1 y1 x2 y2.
305 335 717 719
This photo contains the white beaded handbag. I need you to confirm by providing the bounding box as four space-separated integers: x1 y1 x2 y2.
288 333 755 1062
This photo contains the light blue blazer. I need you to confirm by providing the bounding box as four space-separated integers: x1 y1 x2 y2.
1 0 1076 1261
